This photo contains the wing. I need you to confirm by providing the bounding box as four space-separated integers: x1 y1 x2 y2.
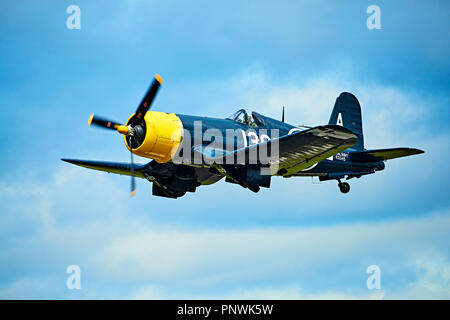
211 125 357 176
61 159 147 178
349 147 424 162
61 159 200 198
270 125 357 175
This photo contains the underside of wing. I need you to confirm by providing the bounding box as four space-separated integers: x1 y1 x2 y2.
61 158 216 199
61 159 147 178
349 147 424 162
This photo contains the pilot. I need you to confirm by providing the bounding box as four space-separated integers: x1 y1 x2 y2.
245 112 254 125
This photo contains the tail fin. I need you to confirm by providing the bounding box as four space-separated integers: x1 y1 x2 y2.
328 92 364 150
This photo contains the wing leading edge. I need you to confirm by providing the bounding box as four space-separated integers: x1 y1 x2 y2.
61 159 147 178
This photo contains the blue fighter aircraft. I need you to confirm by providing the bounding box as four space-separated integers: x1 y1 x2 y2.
62 74 424 198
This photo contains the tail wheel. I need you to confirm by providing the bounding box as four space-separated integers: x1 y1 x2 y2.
339 181 350 194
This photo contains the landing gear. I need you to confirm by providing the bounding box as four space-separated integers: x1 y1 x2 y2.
338 180 350 194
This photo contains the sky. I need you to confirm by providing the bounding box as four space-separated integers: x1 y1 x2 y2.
0 0 449 299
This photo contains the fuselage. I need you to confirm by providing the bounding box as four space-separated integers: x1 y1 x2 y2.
124 109 384 186
178 112 384 178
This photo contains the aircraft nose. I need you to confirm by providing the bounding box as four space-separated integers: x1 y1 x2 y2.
125 111 183 163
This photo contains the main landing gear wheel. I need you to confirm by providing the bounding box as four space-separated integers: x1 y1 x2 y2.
338 180 350 194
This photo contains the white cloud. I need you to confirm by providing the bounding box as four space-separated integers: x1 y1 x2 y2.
200 67 428 148
130 283 388 300
390 253 450 299
97 212 450 287
1 162 449 299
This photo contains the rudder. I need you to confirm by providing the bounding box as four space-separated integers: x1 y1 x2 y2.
328 92 364 150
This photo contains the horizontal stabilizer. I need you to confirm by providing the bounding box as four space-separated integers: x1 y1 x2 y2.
349 148 424 162
61 159 147 178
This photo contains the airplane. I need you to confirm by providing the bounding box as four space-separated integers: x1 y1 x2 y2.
62 74 424 198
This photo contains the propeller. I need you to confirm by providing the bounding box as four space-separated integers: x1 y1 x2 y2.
88 73 163 196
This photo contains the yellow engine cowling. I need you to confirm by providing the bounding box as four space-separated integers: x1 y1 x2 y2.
124 111 183 163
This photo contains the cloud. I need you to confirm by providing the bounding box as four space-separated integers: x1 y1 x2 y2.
131 283 387 300
3 161 448 299
194 66 429 143
99 210 450 279
123 212 449 299
390 253 450 299
166 65 436 153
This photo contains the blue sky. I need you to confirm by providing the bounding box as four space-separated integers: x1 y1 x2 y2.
0 0 449 299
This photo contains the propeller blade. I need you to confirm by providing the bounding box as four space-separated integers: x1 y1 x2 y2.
88 114 122 130
129 136 136 197
134 74 163 120
88 114 129 134
282 106 285 123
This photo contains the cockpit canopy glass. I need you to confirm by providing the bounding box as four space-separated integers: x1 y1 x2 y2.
227 109 265 127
